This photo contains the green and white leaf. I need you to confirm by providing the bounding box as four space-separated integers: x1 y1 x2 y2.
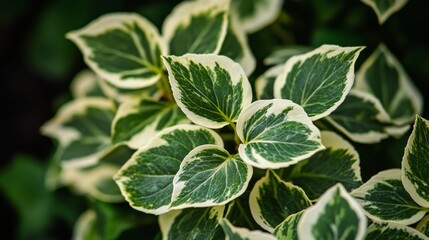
417 215 429 237
67 13 166 89
402 115 429 208
298 183 367 240
273 211 303 240
365 222 429 240
72 209 98 240
225 191 261 230
220 15 256 76
159 206 225 240
274 44 364 121
162 0 229 55
114 124 223 215
112 98 188 149
351 169 426 225
255 64 283 100
220 218 277 240
163 54 252 129
325 90 391 144
249 170 312 232
355 44 422 125
41 97 115 168
287 131 362 200
231 0 284 33
237 99 324 169
70 69 105 98
171 145 252 209
361 0 409 24
263 45 312 66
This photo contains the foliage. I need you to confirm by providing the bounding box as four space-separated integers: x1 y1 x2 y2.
3 0 428 239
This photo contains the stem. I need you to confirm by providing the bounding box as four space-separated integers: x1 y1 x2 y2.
228 121 241 147
158 72 174 102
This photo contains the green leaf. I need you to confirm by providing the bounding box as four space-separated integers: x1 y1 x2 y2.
273 211 303 240
361 0 409 24
231 0 284 33
162 0 229 55
365 222 429 240
402 115 429 208
112 98 188 149
298 183 367 240
220 219 277 240
355 44 423 125
70 69 105 98
249 170 311 232
237 99 324 169
67 13 165 89
287 131 362 200
163 54 252 129
274 44 364 121
417 216 429 237
325 90 391 144
255 64 283 100
114 124 223 215
41 98 115 168
225 191 261 230
171 145 252 209
159 206 225 240
352 169 426 225
263 45 312 66
219 16 256 76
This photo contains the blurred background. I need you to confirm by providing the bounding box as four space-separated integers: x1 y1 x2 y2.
1 0 428 239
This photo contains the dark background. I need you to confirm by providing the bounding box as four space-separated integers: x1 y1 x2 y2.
1 0 428 239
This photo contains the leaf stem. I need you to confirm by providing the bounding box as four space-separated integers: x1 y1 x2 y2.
158 72 174 102
228 121 241 147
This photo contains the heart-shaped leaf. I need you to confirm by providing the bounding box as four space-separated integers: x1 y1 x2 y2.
361 0 409 24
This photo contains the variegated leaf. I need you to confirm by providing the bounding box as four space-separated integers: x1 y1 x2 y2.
249 170 312 232
286 131 362 200
220 219 277 240
417 216 429 237
274 44 364 120
352 169 426 225
361 0 409 24
159 206 225 240
112 98 188 149
225 191 260 230
298 183 367 240
355 44 422 125
254 64 283 100
365 222 429 240
163 54 252 129
263 45 312 66
67 13 166 89
70 69 105 98
402 115 429 208
237 99 324 169
231 0 284 33
171 145 252 209
325 90 391 144
273 211 303 240
72 210 98 239
162 0 229 55
41 98 115 168
114 124 223 215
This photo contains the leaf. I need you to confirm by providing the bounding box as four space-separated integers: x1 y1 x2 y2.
219 15 256 76
163 54 252 129
273 211 303 240
351 169 426 225
297 183 367 240
274 44 364 121
224 190 261 230
159 206 225 240
171 145 252 209
70 69 105 98
325 90 391 144
361 0 409 24
112 98 188 149
220 219 277 240
237 99 324 169
249 170 312 232
287 131 362 200
67 13 165 89
417 216 429 237
231 0 284 33
355 44 423 125
254 64 284 100
72 210 98 240
162 0 229 55
41 97 115 168
114 124 223 215
365 222 429 240
263 45 312 66
402 115 429 208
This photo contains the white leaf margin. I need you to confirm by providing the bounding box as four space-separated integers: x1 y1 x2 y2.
361 0 409 25
366 222 429 240
220 218 277 240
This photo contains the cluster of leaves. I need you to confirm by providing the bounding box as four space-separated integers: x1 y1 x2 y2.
40 0 428 239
